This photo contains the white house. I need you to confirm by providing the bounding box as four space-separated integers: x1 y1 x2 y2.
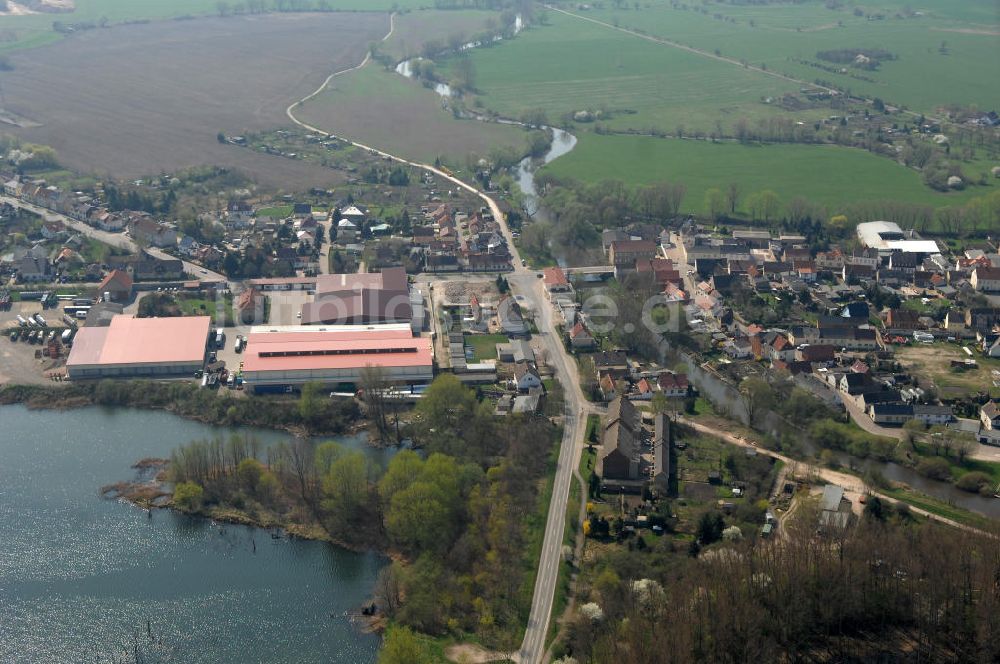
513 363 542 391
971 267 1000 292
982 402 1000 431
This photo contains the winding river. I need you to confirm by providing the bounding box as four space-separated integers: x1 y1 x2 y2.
393 15 577 218
0 405 388 664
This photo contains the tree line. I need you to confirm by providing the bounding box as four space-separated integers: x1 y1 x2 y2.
563 518 1000 662
166 375 560 652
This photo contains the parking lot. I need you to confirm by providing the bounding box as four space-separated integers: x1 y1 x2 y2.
265 291 312 326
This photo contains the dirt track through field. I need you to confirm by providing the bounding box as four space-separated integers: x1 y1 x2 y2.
0 12 388 188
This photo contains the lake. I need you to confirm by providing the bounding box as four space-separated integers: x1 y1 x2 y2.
0 404 386 664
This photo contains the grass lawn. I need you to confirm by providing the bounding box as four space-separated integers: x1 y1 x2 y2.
580 0 1000 116
465 333 507 362
541 133 988 215
896 342 1000 399
256 205 293 219
379 9 498 62
450 11 810 135
297 62 530 168
901 297 952 316
178 294 235 327
879 485 995 532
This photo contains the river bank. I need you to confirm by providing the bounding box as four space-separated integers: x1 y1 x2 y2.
0 380 362 437
0 404 386 663
104 458 400 560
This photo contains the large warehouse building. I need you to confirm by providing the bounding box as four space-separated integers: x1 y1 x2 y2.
300 267 424 334
240 323 434 393
855 221 940 254
66 315 211 379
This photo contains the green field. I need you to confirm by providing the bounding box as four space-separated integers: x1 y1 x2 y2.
378 9 498 62
465 333 507 362
578 0 1000 115
297 62 531 167
541 132 989 213
447 10 819 135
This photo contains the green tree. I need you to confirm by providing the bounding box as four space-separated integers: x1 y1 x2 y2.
377 626 433 664
704 187 726 221
298 381 323 422
236 458 264 495
174 481 204 511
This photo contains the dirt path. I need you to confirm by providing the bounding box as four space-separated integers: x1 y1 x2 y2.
445 644 516 663
677 416 992 537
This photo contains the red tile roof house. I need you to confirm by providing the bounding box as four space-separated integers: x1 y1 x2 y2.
568 321 596 349
657 371 689 397
633 377 656 400
543 266 573 294
97 269 133 303
608 240 657 276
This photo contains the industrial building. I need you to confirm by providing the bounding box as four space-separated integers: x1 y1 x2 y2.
855 221 940 254
240 323 434 393
300 267 423 334
66 315 211 379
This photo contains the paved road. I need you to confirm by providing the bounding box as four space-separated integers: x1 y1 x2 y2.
285 18 594 660
1 195 230 287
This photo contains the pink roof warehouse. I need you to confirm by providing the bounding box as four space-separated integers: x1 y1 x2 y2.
241 323 434 392
67 315 211 378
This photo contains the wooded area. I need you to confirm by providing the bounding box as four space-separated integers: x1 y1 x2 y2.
166 374 561 651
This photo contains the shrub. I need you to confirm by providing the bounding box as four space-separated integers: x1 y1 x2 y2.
916 457 951 481
955 471 992 494
173 481 204 511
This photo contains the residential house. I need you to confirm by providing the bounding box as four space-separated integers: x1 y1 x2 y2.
608 240 656 275
599 397 641 484
657 371 689 397
724 336 753 359
981 402 1000 431
497 339 534 364
634 377 655 401
839 372 875 395
869 403 914 426
16 255 50 282
542 266 573 298
971 267 1000 292
796 344 836 363
967 308 1000 333
651 413 671 494
226 201 254 228
568 321 596 350
593 350 629 380
888 251 919 273
842 263 876 283
912 404 953 426
497 296 528 337
237 287 264 325
130 218 177 248
513 362 542 391
97 270 133 303
512 394 542 415
885 308 921 332
40 221 65 240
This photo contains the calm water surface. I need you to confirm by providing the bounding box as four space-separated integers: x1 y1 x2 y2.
0 404 386 664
